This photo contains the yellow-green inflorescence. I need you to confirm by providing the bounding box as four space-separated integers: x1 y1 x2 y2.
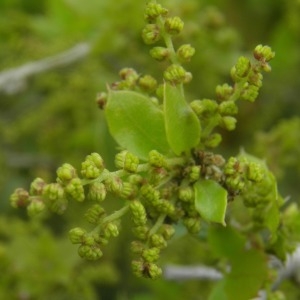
9 1 288 283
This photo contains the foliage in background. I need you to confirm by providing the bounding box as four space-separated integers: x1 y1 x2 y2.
1 0 300 299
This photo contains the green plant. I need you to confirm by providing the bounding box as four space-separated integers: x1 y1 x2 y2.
9 1 300 299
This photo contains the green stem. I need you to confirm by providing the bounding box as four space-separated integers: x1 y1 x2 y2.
149 213 166 237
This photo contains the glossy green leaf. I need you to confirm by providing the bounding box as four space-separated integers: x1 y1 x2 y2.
105 90 169 160
194 179 227 225
163 83 201 155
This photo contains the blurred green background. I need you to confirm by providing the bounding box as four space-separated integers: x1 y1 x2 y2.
0 0 299 299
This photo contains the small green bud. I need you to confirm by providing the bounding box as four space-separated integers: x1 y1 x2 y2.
158 199 176 216
148 150 167 168
248 71 263 88
246 162 264 182
57 163 77 183
147 263 162 279
149 234 167 249
149 47 170 61
177 44 195 62
81 153 104 179
224 157 242 175
96 92 107 109
142 247 160 263
183 217 201 234
78 244 103 260
85 204 106 224
220 116 237 131
234 56 251 78
104 175 123 194
226 175 245 191
10 188 30 208
130 200 147 226
43 183 68 214
88 182 107 202
132 225 149 240
253 45 275 62
103 222 119 238
30 178 46 195
131 241 144 254
190 99 218 116
138 74 158 92
159 224 175 240
140 184 160 204
128 174 144 186
240 84 259 102
216 83 234 101
178 186 194 202
218 100 238 115
115 150 139 173
131 260 144 278
204 133 222 148
27 198 45 217
142 24 161 44
119 68 139 88
144 2 168 22
187 166 201 182
164 16 184 35
69 227 87 244
65 178 85 202
120 181 137 199
163 64 187 85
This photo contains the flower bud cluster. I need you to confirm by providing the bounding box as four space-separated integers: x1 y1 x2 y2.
115 150 140 173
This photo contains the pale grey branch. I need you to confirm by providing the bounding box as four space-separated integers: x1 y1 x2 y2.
0 43 91 95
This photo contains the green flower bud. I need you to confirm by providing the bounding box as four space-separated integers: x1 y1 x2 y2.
131 260 144 278
246 162 264 182
78 244 103 260
163 64 187 85
148 150 167 168
138 75 158 92
159 224 175 240
130 200 147 226
115 150 139 173
27 198 45 217
149 47 170 61
104 175 123 194
56 163 77 183
96 92 107 109
85 204 106 224
164 16 184 35
103 222 119 238
10 188 30 208
81 153 104 179
234 56 251 78
120 181 137 199
226 175 245 191
248 71 263 88
119 68 139 89
142 24 161 44
220 116 237 131
142 247 160 263
183 71 193 84
43 183 68 214
131 241 144 254
69 227 87 244
88 182 107 202
30 178 46 195
147 263 162 279
178 186 194 202
65 178 85 202
218 100 238 115
253 45 275 62
140 184 160 205
187 165 201 182
241 84 259 102
158 199 176 216
215 83 234 101
149 234 167 249
128 174 144 186
132 225 149 240
144 2 168 22
183 217 201 234
204 133 222 148
224 157 241 175
177 44 195 62
190 99 218 116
